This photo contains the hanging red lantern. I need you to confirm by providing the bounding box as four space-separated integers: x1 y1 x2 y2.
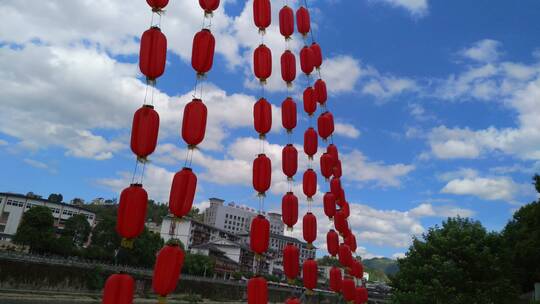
340 201 350 218
300 46 314 75
345 233 357 253
102 274 134 304
304 127 318 158
117 184 148 248
314 79 327 104
253 154 271 195
302 212 317 247
279 6 294 38
282 144 298 179
350 260 364 280
326 229 339 257
182 98 207 147
338 243 353 268
254 44 272 82
357 286 368 303
303 86 317 116
281 50 296 85
311 42 323 69
283 243 300 282
285 298 301 304
342 278 356 302
253 0 271 31
317 112 335 140
338 188 346 206
248 276 268 304
146 0 169 11
334 210 348 235
333 159 342 178
254 98 272 137
131 105 159 160
320 153 334 179
139 27 167 80
329 266 342 292
296 6 310 36
342 225 352 238
191 29 215 76
152 244 185 302
281 97 297 132
199 0 220 14
282 192 298 230
302 259 318 291
323 192 336 220
302 169 317 199
250 215 270 255
169 168 197 218
330 177 342 197
327 144 339 161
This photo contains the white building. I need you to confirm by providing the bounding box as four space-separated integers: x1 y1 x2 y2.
0 192 96 241
203 198 284 235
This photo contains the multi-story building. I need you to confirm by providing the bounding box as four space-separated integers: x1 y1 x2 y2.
0 192 96 241
238 232 316 265
203 198 284 235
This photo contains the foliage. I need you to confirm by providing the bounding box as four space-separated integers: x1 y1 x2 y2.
47 193 63 203
183 254 215 277
391 217 518 304
12 206 55 253
188 207 204 222
181 294 203 303
87 216 120 261
146 199 169 224
232 271 242 280
85 266 105 290
117 228 163 267
363 257 399 276
317 255 340 267
63 214 91 247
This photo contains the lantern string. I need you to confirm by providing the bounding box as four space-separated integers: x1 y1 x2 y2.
140 161 147 185
130 159 139 184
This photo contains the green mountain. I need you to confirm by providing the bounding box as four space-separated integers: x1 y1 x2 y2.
363 257 399 277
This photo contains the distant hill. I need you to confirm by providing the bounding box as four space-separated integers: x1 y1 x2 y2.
363 257 399 281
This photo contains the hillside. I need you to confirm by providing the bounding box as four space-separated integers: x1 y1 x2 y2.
363 257 399 277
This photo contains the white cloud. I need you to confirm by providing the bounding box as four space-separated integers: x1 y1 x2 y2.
370 0 429 17
322 55 362 94
437 168 478 182
409 203 475 218
392 252 406 260
461 39 502 63
334 122 361 139
362 76 417 100
23 158 55 173
441 176 519 201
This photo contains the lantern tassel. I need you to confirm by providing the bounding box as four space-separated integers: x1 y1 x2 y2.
157 296 167 304
121 238 134 249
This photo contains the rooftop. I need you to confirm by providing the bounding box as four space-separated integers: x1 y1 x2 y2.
1 192 95 214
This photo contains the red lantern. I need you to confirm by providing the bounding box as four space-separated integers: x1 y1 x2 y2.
303 86 317 115
253 0 271 31
334 210 348 235
317 112 335 140
147 0 169 10
338 188 346 206
323 192 336 220
302 259 318 291
182 99 207 147
345 234 357 253
342 225 352 238
281 50 296 85
311 42 323 69
304 127 318 158
282 192 298 229
349 260 364 279
340 201 350 218
285 298 301 304
169 168 197 218
254 44 272 82
320 153 334 179
253 154 271 195
279 6 294 38
139 27 167 80
131 105 160 160
191 29 215 75
342 278 356 302
281 97 297 131
356 287 368 303
329 266 342 292
326 229 339 257
300 46 314 75
314 79 327 104
102 274 134 304
338 244 353 268
330 177 342 198
152 244 185 301
302 212 317 246
254 98 272 136
327 144 339 161
250 215 270 254
199 0 220 13
117 184 148 245
282 144 298 179
248 277 268 304
302 169 317 199
283 243 300 281
296 6 310 35
333 159 342 178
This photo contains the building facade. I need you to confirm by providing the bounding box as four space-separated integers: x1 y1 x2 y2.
203 198 284 235
0 192 96 241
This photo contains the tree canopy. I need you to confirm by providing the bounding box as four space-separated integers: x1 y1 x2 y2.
63 214 91 247
12 206 55 253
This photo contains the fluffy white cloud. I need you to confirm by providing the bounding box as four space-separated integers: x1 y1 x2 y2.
409 203 475 218
461 39 502 63
441 176 519 201
370 0 429 17
334 122 361 139
392 252 406 259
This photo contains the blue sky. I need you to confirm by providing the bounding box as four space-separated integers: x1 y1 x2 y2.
1 0 540 258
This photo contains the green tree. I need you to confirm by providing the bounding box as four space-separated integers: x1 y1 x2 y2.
63 214 91 247
391 217 517 304
183 254 215 276
47 193 63 203
317 255 340 267
188 207 204 221
117 228 164 267
85 216 120 261
12 206 55 253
